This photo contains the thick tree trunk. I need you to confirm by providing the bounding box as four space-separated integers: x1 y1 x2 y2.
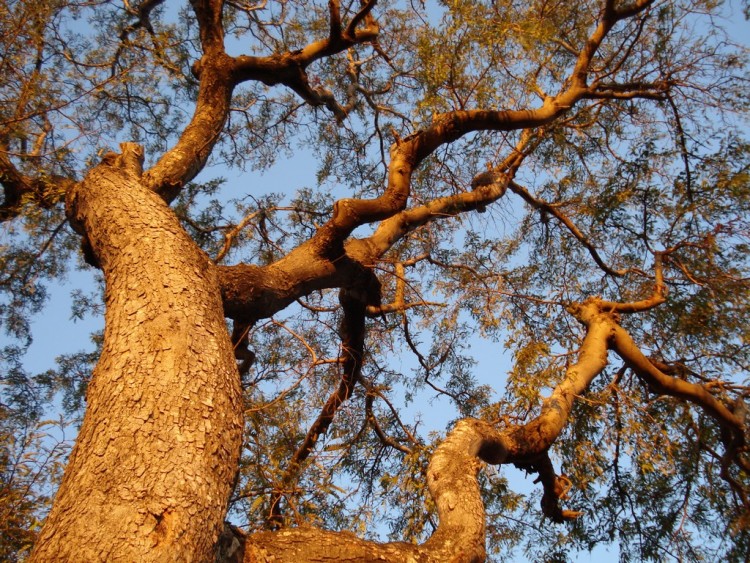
30 146 243 562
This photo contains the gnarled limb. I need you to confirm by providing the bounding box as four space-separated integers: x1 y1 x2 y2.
266 284 368 528
501 299 613 462
291 0 663 263
145 0 381 202
239 292 622 561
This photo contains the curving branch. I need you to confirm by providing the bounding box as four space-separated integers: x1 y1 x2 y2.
144 0 381 202
266 284 368 528
243 418 507 562
507 180 630 277
233 247 750 561
218 250 370 323
611 326 744 439
295 0 663 263
241 415 587 561
597 252 666 313
530 453 584 523
502 299 612 462
364 392 413 455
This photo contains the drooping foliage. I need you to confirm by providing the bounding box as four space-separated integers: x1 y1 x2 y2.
1 0 748 561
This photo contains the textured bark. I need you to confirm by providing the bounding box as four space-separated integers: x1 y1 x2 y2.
503 302 612 460
30 145 243 562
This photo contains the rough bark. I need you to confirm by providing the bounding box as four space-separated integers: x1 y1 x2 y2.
30 144 243 562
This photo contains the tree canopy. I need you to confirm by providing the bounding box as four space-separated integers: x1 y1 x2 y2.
1 0 749 561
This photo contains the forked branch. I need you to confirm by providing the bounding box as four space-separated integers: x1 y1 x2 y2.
145 0 381 201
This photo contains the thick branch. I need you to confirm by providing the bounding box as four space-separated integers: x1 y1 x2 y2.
245 290 723 561
145 0 380 202
300 1 662 260
190 0 226 54
245 419 508 562
267 286 367 528
143 53 235 201
503 300 612 461
611 325 744 439
0 151 75 221
218 250 363 323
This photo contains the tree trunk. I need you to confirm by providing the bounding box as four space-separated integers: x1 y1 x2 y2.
30 146 243 562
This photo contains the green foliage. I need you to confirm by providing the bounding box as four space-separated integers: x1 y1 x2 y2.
1 0 749 561
0 408 72 561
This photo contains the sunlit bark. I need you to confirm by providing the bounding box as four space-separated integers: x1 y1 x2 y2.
30 144 243 561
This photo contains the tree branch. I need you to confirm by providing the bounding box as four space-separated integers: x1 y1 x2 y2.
507 180 630 277
611 326 744 439
298 1 664 261
0 151 75 222
145 0 381 202
245 419 507 562
266 284 368 528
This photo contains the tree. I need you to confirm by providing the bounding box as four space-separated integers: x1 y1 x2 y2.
1 0 748 560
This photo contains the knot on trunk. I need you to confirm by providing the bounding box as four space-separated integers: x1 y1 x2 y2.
101 142 145 178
